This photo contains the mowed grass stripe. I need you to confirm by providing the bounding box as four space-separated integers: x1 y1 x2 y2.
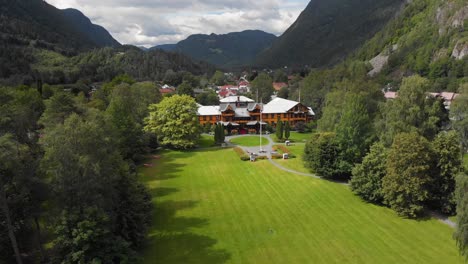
139 148 462 264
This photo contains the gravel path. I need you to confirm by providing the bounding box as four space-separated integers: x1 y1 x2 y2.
226 134 457 228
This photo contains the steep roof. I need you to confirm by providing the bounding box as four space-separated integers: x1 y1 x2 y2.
220 96 255 103
263 98 299 114
198 105 221 116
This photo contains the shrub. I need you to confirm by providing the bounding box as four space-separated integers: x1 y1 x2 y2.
233 147 246 156
275 145 291 154
271 153 283 159
240 155 250 161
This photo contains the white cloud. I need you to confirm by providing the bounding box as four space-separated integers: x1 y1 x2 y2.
46 0 309 47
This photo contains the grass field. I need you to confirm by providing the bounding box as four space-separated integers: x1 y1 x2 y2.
272 132 314 143
139 148 462 263
229 136 268 147
274 144 310 174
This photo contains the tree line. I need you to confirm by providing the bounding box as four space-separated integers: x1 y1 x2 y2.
0 74 168 263
303 75 468 258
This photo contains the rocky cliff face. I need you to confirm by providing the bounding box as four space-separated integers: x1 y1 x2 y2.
452 41 468 60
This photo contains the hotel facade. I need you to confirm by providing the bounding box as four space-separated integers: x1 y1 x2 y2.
197 96 314 133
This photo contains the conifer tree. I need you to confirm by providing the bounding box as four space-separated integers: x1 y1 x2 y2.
276 117 284 140
284 122 291 140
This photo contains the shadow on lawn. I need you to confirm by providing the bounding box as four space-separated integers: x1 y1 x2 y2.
142 149 231 263
144 199 231 264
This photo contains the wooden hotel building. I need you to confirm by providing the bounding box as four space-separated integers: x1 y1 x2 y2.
198 96 314 132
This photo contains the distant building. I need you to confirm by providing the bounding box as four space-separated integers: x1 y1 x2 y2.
198 96 314 133
383 91 459 109
159 84 176 95
273 82 288 92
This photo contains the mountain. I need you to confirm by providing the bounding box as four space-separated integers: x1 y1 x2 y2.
61 8 120 48
255 0 406 68
0 0 214 85
0 0 119 53
153 30 277 67
292 0 467 116
156 44 177 52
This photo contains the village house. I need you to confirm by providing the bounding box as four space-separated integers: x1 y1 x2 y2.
197 96 314 134
383 91 459 109
273 82 288 92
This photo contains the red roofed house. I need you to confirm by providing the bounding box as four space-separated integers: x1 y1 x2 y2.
159 84 175 95
273 82 288 91
384 90 459 109
218 88 237 98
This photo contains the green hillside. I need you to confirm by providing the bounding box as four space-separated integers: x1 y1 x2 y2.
289 0 467 115
256 0 405 68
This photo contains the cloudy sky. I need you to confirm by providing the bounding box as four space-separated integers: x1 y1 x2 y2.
46 0 309 47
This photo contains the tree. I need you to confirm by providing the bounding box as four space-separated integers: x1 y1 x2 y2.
39 92 81 128
0 134 25 264
455 171 468 260
451 83 468 151
53 207 134 264
41 112 151 261
251 73 274 103
430 131 462 214
376 75 449 145
277 86 289 99
284 122 291 140
210 70 226 86
145 95 200 149
220 124 225 143
106 84 142 159
304 133 347 179
334 93 374 174
196 91 219 105
214 123 224 145
106 82 161 159
382 132 435 218
350 142 388 204
274 69 288 82
177 81 194 97
276 117 284 140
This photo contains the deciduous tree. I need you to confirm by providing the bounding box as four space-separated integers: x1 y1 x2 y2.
350 142 388 204
251 73 274 103
145 95 200 149
455 171 468 260
451 83 468 151
376 75 449 145
382 132 435 218
304 133 347 179
430 131 462 214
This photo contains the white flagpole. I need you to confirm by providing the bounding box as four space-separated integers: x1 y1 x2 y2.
260 99 263 152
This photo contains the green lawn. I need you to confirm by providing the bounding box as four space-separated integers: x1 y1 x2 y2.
272 132 314 143
139 148 462 263
274 144 310 174
229 136 268 147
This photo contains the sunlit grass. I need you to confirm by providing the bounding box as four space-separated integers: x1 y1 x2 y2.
139 148 461 264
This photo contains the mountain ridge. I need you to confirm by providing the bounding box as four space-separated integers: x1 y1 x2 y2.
256 0 406 68
61 8 121 48
153 30 277 67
